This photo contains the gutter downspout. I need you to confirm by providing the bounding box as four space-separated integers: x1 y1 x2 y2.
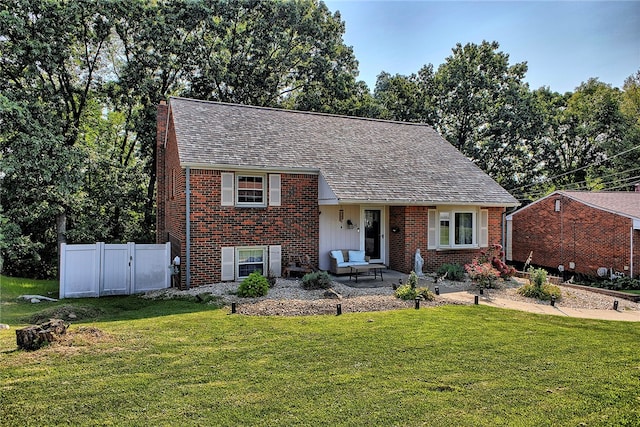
186 166 191 289
631 226 634 279
501 210 506 261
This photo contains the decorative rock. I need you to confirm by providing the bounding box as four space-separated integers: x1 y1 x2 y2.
323 288 342 299
30 298 41 304
19 294 58 302
0 324 9 330
16 319 69 351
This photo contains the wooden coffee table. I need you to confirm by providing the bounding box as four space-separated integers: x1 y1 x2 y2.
349 264 385 283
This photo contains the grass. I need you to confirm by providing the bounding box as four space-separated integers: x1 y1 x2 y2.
1 276 640 426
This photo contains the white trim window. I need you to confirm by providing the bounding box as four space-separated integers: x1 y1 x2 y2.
236 174 266 206
236 246 267 278
430 208 488 249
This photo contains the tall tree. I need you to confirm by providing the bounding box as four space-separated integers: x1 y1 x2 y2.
0 0 113 277
373 65 436 124
184 0 366 112
533 80 627 192
433 41 542 190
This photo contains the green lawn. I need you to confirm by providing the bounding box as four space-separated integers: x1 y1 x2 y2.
1 276 639 426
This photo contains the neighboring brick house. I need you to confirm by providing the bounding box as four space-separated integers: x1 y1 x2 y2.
157 97 518 288
506 190 640 279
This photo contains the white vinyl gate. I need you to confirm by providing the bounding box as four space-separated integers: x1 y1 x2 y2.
59 242 171 298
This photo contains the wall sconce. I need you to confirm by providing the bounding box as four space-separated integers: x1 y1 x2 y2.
391 226 400 233
346 219 354 229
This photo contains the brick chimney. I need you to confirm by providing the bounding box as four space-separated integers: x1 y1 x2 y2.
156 100 169 243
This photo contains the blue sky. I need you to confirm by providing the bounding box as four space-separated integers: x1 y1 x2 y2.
323 1 640 94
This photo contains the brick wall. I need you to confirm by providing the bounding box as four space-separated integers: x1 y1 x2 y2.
155 101 168 244
389 206 505 273
188 171 319 287
511 194 635 277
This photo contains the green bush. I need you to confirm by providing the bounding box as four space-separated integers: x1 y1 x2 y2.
407 271 419 289
518 282 562 301
517 267 561 301
301 271 333 290
237 271 270 298
529 267 547 288
436 263 465 281
394 284 435 301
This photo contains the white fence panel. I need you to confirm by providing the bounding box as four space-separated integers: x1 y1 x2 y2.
60 242 170 298
59 244 101 298
101 243 130 296
132 243 171 293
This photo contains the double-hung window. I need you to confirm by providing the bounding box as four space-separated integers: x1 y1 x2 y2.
236 175 265 206
236 247 266 278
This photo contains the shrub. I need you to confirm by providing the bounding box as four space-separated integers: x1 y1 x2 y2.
602 276 640 291
529 267 547 288
237 271 270 298
394 284 435 301
301 271 332 290
436 263 465 281
517 267 561 301
407 271 419 289
465 260 500 289
518 282 562 301
477 244 516 278
465 244 516 288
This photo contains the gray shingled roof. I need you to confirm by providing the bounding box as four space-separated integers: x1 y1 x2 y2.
168 97 518 206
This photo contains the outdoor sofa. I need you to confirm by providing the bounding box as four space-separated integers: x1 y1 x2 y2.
328 249 370 275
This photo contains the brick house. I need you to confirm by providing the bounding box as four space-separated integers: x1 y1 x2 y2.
156 97 518 288
506 190 640 279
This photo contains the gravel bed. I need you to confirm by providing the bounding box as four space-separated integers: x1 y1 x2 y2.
143 277 640 316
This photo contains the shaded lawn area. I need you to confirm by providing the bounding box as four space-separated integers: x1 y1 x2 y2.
1 277 639 426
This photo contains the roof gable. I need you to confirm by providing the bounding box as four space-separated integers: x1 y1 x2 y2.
168 97 518 206
508 190 640 221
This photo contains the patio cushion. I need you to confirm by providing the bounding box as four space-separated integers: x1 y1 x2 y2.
330 250 344 263
348 250 366 262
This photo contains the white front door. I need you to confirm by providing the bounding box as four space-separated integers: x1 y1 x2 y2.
362 208 384 264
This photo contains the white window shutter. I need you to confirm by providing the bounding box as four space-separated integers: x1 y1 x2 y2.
269 245 282 277
221 247 235 281
479 209 489 247
427 210 437 250
269 174 281 206
221 172 234 206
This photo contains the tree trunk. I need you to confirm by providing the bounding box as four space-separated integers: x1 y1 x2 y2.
57 212 67 248
16 319 69 351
